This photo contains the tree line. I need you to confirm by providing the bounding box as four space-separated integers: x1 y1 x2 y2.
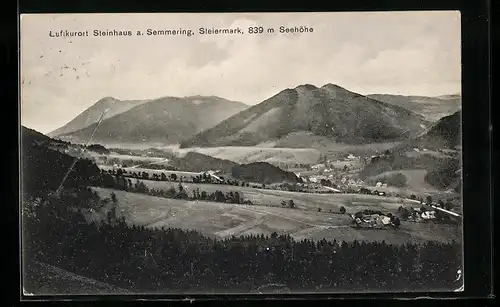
102 168 249 187
99 171 252 205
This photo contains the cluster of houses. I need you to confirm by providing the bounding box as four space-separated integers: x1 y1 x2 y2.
310 153 361 171
350 210 400 229
398 206 437 222
375 182 389 188
413 147 429 152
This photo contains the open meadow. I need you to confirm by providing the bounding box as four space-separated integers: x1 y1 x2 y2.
91 187 461 245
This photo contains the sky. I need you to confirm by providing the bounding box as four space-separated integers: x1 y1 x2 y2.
20 11 461 133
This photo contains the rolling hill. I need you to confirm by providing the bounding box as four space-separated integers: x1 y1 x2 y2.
367 94 461 122
169 151 239 173
231 162 302 184
54 96 248 145
180 83 430 148
391 110 462 153
48 97 150 137
416 110 461 149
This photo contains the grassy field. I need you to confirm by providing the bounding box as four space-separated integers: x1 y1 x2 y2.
119 178 425 213
91 187 461 245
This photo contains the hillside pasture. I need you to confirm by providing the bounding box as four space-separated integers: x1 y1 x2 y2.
91 188 461 245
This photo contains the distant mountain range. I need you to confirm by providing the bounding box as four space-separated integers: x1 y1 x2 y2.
47 84 460 148
179 84 430 148
52 96 248 145
366 94 461 122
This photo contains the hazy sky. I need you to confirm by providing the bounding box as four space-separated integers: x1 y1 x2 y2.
20 11 461 133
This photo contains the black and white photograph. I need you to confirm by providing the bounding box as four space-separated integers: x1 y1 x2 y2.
20 12 463 295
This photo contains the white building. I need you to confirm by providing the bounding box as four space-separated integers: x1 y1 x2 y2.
347 153 357 160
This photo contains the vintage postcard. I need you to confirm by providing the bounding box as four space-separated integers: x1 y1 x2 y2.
20 12 463 296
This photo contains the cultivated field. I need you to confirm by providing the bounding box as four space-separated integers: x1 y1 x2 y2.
91 187 461 245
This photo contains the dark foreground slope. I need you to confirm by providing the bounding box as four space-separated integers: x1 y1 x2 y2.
23 260 129 295
21 126 101 196
180 84 429 148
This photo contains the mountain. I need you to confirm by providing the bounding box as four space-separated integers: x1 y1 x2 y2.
416 110 461 149
231 162 302 184
180 84 430 148
55 96 248 145
169 152 239 173
48 97 150 137
367 94 461 122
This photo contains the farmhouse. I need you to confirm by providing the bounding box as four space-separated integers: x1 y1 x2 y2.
311 163 325 170
350 211 398 229
346 153 358 160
